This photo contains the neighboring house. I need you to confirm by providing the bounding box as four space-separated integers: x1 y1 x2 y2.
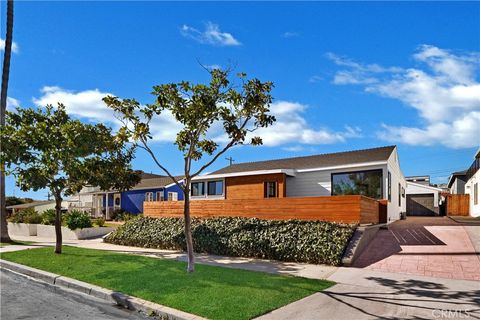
7 200 57 215
65 172 184 218
190 145 406 222
405 181 443 216
406 175 430 186
447 170 468 194
465 149 480 217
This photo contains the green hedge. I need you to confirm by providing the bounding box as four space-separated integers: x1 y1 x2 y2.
105 217 355 265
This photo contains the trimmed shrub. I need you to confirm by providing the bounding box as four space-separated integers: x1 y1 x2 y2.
110 209 135 222
9 208 42 224
41 209 57 225
95 217 105 227
64 210 93 230
105 217 355 265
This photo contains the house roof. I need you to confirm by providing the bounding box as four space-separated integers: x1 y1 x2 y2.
6 200 55 209
131 175 184 190
447 170 468 188
211 145 396 175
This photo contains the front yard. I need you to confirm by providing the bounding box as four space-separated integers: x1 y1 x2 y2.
1 246 334 319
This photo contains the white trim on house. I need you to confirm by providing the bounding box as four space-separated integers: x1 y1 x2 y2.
407 182 443 192
406 181 442 208
296 161 388 173
192 169 296 180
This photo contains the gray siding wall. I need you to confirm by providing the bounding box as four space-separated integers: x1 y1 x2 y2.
286 164 388 198
450 178 466 194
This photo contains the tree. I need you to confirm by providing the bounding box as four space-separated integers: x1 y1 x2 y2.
0 104 141 253
104 69 275 272
1 0 14 243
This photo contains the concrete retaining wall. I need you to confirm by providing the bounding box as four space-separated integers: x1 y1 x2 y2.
7 223 37 236
36 225 114 240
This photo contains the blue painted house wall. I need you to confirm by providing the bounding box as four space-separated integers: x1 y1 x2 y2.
120 184 184 214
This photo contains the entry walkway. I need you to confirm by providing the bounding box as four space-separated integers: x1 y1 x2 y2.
353 217 480 280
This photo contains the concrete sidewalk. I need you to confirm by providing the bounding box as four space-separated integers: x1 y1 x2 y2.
3 235 338 280
257 268 480 320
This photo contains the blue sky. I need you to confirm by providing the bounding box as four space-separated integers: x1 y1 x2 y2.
1 1 479 199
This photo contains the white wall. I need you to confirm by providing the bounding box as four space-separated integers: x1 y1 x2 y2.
33 202 56 213
386 148 407 222
406 182 441 207
465 170 480 217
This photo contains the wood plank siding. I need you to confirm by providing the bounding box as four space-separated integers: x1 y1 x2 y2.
144 195 379 224
446 194 470 216
225 173 286 199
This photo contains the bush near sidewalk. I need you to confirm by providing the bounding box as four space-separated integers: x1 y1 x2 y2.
105 216 355 265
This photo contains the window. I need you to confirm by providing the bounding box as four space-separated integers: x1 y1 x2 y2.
264 181 278 198
191 182 205 196
398 183 401 207
207 180 223 196
331 169 383 199
402 187 405 198
388 171 392 202
145 192 153 202
168 192 178 201
156 191 164 201
475 183 478 205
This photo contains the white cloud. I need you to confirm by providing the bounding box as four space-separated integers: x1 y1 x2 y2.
33 86 115 122
282 32 299 38
32 87 360 147
0 38 19 53
308 75 323 83
6 97 20 111
248 101 362 147
329 45 480 148
32 86 182 143
181 22 241 46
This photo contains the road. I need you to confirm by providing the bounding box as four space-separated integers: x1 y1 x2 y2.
0 270 149 320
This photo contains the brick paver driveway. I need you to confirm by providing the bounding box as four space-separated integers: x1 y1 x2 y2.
353 217 480 280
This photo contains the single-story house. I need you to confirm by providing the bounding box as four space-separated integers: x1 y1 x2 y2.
188 145 406 223
447 170 468 194
7 200 57 215
65 172 184 218
405 180 443 216
465 149 480 217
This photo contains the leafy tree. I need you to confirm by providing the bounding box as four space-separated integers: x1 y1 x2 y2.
104 69 275 272
1 0 15 243
0 104 141 253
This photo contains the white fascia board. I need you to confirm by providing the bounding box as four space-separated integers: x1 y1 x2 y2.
296 161 388 173
406 181 443 192
192 169 296 180
164 179 184 189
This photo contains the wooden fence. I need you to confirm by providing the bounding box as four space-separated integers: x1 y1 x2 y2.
446 194 470 216
144 195 380 224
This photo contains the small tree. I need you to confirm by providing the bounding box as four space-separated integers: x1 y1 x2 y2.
104 69 275 272
0 104 141 253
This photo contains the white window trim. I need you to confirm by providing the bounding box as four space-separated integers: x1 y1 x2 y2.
145 192 153 202
156 190 164 201
191 179 225 200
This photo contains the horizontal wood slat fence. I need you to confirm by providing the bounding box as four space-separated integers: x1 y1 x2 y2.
144 195 380 224
446 194 470 216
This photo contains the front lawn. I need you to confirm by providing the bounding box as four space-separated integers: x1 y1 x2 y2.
1 246 333 319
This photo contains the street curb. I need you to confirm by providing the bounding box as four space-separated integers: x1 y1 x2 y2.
0 259 206 320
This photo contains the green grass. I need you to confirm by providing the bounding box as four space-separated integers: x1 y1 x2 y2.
0 240 34 247
1 246 334 319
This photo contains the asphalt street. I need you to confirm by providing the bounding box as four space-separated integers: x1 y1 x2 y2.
0 269 149 320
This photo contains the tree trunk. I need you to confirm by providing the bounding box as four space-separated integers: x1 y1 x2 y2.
183 183 195 273
0 0 14 243
54 194 63 254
